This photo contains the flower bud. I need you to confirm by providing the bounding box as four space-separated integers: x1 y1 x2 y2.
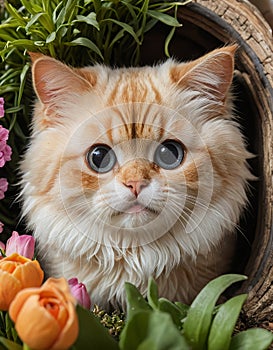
68 277 91 309
0 253 44 310
5 231 35 259
9 278 79 350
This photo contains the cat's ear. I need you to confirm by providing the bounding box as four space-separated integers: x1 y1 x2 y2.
170 45 237 103
29 53 96 111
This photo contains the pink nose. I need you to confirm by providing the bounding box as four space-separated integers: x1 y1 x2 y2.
125 180 148 197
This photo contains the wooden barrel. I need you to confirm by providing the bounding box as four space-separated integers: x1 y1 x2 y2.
141 0 273 323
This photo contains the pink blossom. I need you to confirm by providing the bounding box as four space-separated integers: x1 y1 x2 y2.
0 222 3 234
0 126 12 167
68 277 91 309
0 178 8 199
5 231 35 259
0 98 4 118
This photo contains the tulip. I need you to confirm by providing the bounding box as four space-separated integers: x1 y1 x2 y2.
0 97 4 117
9 278 79 350
68 277 91 309
5 231 35 259
0 253 44 310
0 178 8 199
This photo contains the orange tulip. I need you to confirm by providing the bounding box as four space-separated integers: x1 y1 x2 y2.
9 277 79 350
0 253 44 310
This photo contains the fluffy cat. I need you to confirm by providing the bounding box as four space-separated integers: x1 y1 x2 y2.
20 45 253 310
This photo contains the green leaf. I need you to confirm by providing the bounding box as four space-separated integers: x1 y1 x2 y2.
164 25 176 57
74 13 99 30
147 278 159 310
147 10 182 27
0 338 22 350
101 19 140 44
158 298 185 329
73 305 119 350
124 282 151 320
230 328 273 350
66 38 103 60
20 0 43 15
119 310 190 350
46 31 56 44
174 301 189 319
18 63 30 106
4 3 26 26
208 294 247 350
5 39 37 51
183 274 247 350
25 13 45 33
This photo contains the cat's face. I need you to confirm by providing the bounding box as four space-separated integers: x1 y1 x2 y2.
23 46 251 253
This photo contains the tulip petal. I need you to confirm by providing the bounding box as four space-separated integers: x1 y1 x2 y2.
9 287 41 321
0 270 22 310
51 301 79 350
43 278 76 304
6 232 35 259
15 295 61 350
13 260 44 288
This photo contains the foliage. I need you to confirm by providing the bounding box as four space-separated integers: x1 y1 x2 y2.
119 274 273 350
0 274 272 349
0 0 190 232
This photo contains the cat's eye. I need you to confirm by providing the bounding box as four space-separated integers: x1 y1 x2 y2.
154 140 184 170
86 144 117 173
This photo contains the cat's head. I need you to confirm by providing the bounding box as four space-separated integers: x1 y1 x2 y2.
22 46 252 255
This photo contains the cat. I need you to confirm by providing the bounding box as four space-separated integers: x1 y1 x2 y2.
20 45 253 310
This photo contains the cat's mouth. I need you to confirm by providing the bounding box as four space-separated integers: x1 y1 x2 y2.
113 201 158 216
125 203 146 214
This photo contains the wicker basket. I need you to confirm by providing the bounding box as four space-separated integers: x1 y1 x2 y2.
141 0 273 323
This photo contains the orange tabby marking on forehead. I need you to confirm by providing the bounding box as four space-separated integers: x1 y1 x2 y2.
107 73 162 106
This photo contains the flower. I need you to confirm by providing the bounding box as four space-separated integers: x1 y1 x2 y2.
0 253 44 310
0 221 3 233
0 125 12 167
68 277 91 309
9 278 79 350
0 178 8 199
5 231 35 259
0 98 4 118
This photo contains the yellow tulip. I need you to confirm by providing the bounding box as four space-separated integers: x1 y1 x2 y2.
0 253 44 310
9 277 79 350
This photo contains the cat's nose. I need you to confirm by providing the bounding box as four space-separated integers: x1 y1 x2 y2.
125 180 149 197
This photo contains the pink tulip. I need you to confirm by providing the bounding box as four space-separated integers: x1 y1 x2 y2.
5 231 35 259
0 98 4 118
0 126 12 168
68 277 91 309
0 178 8 200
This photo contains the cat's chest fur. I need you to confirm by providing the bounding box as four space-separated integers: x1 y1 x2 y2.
21 46 252 310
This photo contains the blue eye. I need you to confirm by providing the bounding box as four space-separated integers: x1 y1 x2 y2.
87 144 116 173
154 140 185 170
